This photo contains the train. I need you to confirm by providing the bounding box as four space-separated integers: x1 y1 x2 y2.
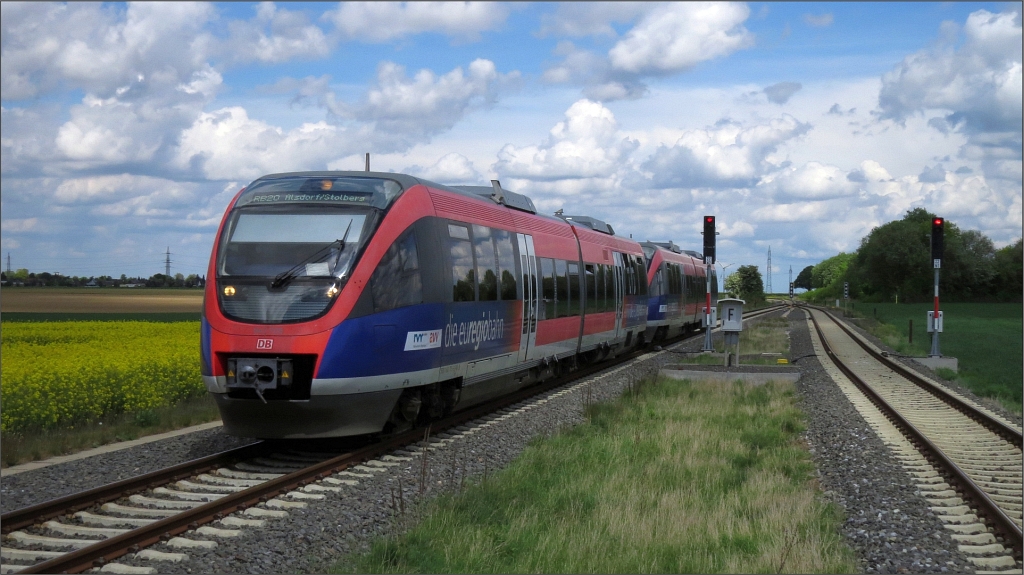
201 171 717 438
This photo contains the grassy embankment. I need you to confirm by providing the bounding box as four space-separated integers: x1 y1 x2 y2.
837 302 1022 414
338 331 854 573
676 316 791 365
341 377 853 573
1 288 216 467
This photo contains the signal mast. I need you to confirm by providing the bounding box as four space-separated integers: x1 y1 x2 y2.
929 217 944 357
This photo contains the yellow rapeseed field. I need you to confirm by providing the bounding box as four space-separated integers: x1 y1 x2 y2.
0 321 203 433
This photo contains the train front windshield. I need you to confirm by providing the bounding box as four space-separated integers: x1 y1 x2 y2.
222 211 368 277
216 207 372 323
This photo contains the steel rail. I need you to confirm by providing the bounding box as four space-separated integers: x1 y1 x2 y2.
0 442 267 534
810 304 1022 448
806 309 1023 560
18 340 661 574
15 303 786 573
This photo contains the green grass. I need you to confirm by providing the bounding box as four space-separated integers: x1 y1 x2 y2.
338 376 854 574
1 312 200 322
855 303 1022 414
1 394 220 468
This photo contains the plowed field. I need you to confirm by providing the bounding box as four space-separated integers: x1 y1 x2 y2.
1 288 202 313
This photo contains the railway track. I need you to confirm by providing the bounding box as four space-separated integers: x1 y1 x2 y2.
803 305 1022 572
1 305 784 574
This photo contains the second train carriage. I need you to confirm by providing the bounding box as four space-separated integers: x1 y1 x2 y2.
201 171 649 438
641 240 718 342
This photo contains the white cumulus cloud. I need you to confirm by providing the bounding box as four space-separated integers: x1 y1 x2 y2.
347 59 521 147
640 115 812 189
408 153 483 184
220 2 331 64
175 107 355 181
325 2 508 42
878 8 1022 183
537 3 651 38
608 2 753 74
493 99 639 181
1 2 215 100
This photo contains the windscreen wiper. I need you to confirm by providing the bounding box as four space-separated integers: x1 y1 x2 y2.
329 220 354 276
270 239 343 289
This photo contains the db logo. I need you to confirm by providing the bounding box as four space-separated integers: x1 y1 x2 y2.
256 338 274 350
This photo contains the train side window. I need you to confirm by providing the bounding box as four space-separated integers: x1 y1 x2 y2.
568 262 580 317
449 224 475 302
598 263 606 311
627 255 637 296
473 225 498 302
541 258 555 320
636 258 647 296
623 255 631 296
605 263 615 310
650 268 662 298
370 230 423 313
493 229 517 300
554 259 568 318
585 263 593 313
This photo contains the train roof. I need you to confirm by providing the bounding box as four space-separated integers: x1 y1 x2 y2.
243 171 540 214
243 170 632 244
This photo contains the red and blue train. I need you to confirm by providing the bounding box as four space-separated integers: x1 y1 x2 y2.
201 171 715 438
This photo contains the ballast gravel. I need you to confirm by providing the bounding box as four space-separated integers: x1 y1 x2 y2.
0 308 984 573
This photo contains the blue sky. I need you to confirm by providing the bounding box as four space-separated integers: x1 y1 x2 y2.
2 2 1021 290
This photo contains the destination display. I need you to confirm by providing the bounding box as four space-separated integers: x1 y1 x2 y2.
244 191 373 205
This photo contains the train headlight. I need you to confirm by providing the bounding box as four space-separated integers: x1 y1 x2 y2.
326 284 339 298
224 286 236 296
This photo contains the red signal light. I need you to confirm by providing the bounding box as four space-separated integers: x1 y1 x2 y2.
703 215 716 263
931 217 944 261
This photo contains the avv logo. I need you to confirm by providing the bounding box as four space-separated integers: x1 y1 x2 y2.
404 329 442 351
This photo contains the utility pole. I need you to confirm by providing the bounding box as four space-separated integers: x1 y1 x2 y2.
165 247 172 277
5 253 11 274
766 246 772 294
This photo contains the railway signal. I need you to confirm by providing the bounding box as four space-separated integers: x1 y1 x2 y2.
702 216 716 351
702 216 716 265
931 217 944 267
930 217 943 357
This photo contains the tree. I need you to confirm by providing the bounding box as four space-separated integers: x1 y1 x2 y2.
854 209 933 302
794 265 813 290
811 253 853 289
724 272 741 297
734 265 764 305
992 239 1023 300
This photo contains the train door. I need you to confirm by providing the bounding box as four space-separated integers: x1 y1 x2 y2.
613 251 624 340
516 234 539 362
